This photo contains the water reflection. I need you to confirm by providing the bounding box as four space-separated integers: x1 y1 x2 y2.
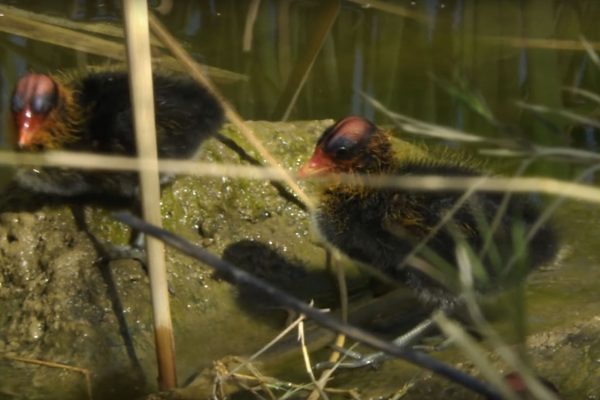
0 1 598 152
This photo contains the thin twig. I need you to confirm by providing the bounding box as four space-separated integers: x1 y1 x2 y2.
299 316 329 400
3 355 93 400
228 313 307 377
113 212 504 400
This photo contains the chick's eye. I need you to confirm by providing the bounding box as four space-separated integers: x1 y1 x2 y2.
11 94 25 113
334 145 350 158
31 90 58 115
326 136 356 160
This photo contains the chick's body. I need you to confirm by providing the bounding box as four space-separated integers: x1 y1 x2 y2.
11 70 224 198
301 117 557 307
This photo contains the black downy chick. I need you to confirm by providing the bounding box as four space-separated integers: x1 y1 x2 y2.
300 116 558 367
10 70 224 258
11 70 223 197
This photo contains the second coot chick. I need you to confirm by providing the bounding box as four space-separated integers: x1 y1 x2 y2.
11 69 224 198
300 116 558 308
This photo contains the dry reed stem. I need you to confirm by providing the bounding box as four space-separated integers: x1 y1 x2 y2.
3 355 93 400
0 4 244 83
0 3 158 44
123 0 176 390
147 13 314 209
4 149 600 206
0 6 125 59
482 35 600 51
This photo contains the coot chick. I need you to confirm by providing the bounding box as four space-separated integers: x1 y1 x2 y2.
11 70 224 198
300 117 558 367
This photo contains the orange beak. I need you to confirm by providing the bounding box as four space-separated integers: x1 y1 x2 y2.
298 147 335 178
14 107 45 149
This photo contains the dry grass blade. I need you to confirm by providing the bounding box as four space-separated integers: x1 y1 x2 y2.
361 92 494 144
0 4 245 83
3 149 600 205
3 355 93 400
480 145 600 163
0 3 157 44
563 86 600 105
228 314 306 378
299 316 329 400
580 35 600 67
148 13 313 209
481 35 600 51
0 6 126 60
432 313 518 400
517 101 600 129
123 1 176 390
453 246 563 400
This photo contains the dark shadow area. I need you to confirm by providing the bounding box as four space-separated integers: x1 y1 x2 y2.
70 206 147 386
0 178 134 214
0 182 147 388
220 239 433 341
220 239 337 325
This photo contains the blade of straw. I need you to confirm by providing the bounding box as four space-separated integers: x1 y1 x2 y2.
123 0 177 390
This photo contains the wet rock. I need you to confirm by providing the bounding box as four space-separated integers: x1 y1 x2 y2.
0 120 361 399
1 120 598 400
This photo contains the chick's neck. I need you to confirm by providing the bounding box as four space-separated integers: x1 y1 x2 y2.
320 137 397 226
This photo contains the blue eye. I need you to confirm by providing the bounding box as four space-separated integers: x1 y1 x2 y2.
11 93 25 113
326 136 356 160
31 94 55 114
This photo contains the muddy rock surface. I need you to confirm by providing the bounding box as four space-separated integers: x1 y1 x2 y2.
0 120 351 399
0 121 599 400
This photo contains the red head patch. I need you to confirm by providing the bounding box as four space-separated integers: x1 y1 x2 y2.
11 73 58 149
299 116 377 178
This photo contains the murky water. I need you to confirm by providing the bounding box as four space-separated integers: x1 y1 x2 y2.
0 1 599 399
1 1 600 144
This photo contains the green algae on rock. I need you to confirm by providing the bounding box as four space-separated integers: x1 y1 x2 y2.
0 120 364 399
